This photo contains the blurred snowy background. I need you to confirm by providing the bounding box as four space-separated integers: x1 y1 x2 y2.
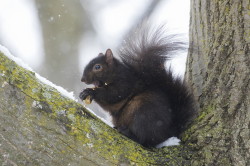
0 0 190 118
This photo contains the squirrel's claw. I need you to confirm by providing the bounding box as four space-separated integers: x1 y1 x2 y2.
79 88 95 101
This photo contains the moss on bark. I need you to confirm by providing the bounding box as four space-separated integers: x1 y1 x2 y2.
185 0 250 165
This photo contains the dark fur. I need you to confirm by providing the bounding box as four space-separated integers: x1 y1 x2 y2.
79 27 196 147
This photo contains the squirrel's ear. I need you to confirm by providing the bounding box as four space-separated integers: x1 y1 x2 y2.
105 49 113 65
98 53 104 57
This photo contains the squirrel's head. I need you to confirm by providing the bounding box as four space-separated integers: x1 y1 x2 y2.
81 49 115 88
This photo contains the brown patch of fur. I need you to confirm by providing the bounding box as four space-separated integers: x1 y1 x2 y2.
113 92 153 127
100 99 128 114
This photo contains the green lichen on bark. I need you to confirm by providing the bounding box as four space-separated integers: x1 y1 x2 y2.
186 0 250 165
0 52 191 165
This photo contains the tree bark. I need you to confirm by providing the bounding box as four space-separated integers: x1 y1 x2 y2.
185 0 250 165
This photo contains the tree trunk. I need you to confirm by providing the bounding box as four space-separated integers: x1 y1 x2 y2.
185 0 250 165
34 0 89 92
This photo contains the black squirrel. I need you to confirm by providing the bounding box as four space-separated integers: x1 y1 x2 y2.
79 26 196 147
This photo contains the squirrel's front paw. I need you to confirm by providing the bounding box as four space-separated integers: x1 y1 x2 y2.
79 88 95 101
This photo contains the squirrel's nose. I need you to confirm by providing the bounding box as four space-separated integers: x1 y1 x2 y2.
81 76 86 82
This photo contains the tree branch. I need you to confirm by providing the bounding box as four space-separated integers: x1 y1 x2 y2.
0 51 190 165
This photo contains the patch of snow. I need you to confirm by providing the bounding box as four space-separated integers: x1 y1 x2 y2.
0 44 76 101
1 81 8 88
35 73 76 101
0 44 34 71
156 137 180 148
86 143 93 148
32 101 43 109
84 106 113 127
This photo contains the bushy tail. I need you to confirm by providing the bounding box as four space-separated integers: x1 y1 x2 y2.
119 25 196 135
119 25 185 86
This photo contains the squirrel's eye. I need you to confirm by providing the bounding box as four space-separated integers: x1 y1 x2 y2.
93 64 102 71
